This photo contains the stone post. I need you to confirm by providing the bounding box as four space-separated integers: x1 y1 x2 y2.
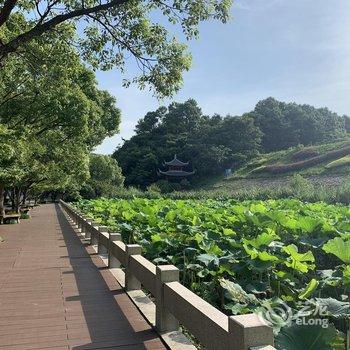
228 314 274 350
84 219 93 240
91 222 99 246
125 244 142 291
108 233 122 268
98 225 109 254
156 265 180 332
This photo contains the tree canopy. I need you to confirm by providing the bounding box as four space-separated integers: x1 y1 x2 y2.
113 99 262 188
80 154 124 199
113 98 349 189
248 97 349 152
0 0 232 96
0 26 121 211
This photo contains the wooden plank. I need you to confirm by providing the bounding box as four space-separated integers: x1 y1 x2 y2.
0 204 166 350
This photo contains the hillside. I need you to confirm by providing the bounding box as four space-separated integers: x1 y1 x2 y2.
113 97 350 189
211 138 350 191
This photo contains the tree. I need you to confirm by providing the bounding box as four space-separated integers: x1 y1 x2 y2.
0 125 20 218
0 27 121 146
80 154 124 198
0 1 232 96
249 97 348 152
113 97 349 188
0 28 121 212
113 99 261 188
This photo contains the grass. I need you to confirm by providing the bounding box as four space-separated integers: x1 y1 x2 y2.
325 155 350 169
20 213 30 219
227 138 350 179
100 174 350 205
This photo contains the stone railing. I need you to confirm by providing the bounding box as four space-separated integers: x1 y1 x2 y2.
60 200 275 350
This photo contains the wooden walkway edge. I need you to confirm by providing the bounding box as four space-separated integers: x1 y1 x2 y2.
0 204 167 350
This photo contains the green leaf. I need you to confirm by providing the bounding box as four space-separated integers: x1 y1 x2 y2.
246 281 269 295
258 251 279 262
197 254 219 267
297 217 322 233
276 324 341 350
122 211 134 221
323 237 350 264
283 244 315 273
299 236 329 248
243 230 280 249
223 228 235 236
343 265 350 284
312 298 350 319
298 279 319 299
219 278 257 304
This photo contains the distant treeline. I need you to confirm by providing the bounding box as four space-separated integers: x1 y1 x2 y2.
113 97 350 188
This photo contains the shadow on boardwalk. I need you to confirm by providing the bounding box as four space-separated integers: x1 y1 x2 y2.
55 204 166 350
0 203 165 350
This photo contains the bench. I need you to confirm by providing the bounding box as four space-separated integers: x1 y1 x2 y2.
20 207 31 215
0 214 21 224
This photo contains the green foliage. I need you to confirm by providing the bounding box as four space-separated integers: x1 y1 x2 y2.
113 99 261 187
88 176 350 207
230 139 350 179
291 147 319 161
0 1 232 97
289 174 315 198
326 156 350 169
113 97 349 188
76 197 350 346
249 97 348 152
0 26 121 206
256 145 350 175
312 298 350 319
275 324 343 350
298 278 319 300
322 237 350 264
80 154 124 199
20 213 30 219
146 183 162 194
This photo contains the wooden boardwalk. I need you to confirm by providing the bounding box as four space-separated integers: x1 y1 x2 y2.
0 204 167 350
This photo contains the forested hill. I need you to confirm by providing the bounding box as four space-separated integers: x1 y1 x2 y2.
113 98 350 188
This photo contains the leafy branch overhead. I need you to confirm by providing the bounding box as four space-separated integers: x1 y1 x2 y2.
0 0 232 96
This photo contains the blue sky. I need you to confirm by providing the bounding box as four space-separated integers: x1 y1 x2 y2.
95 0 350 154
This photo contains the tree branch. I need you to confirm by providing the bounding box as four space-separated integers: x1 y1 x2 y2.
0 0 18 27
0 0 130 60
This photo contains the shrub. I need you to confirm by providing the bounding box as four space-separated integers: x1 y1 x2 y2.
249 165 268 174
155 180 174 193
291 147 319 161
334 178 350 204
263 146 350 174
288 174 314 199
325 155 350 169
146 183 162 195
180 178 191 190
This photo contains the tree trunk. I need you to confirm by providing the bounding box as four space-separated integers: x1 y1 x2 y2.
21 188 28 206
0 184 5 224
14 187 21 213
11 188 15 210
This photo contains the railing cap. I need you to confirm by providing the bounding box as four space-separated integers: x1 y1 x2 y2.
156 265 179 282
109 232 122 241
229 314 270 329
126 244 142 255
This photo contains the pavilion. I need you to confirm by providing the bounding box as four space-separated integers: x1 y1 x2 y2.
157 155 195 180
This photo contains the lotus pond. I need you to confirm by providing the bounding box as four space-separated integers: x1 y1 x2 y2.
76 198 350 349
